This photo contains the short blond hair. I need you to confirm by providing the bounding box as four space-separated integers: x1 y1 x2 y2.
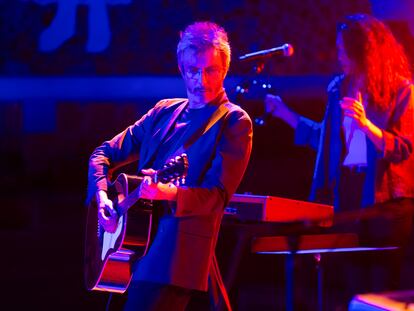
177 21 231 74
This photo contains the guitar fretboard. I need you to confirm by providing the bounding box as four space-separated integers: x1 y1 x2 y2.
117 186 142 216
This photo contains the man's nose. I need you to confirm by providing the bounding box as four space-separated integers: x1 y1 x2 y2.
195 70 209 84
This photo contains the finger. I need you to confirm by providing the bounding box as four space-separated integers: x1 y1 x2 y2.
138 177 152 195
340 101 353 110
343 106 358 114
139 180 152 197
341 100 359 111
98 199 107 208
343 111 358 119
268 94 282 103
340 101 352 109
357 101 365 113
99 199 113 215
354 104 363 114
98 208 104 220
141 168 156 176
341 97 358 102
357 91 362 103
144 175 152 185
99 208 109 221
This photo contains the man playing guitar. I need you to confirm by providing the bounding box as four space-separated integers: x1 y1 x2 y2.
86 21 252 311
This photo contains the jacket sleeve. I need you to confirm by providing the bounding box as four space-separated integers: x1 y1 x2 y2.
175 108 253 217
382 83 414 163
293 75 343 151
294 116 322 150
87 103 159 200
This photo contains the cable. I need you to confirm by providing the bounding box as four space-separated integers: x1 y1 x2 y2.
105 293 113 311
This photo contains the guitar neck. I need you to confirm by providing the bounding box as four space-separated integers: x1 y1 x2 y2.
114 154 187 216
117 186 142 216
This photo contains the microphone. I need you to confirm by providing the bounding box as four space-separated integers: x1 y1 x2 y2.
239 43 294 61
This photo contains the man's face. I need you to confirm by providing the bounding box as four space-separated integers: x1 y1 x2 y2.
180 47 226 107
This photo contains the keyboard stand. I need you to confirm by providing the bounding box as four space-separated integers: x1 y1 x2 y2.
251 233 398 311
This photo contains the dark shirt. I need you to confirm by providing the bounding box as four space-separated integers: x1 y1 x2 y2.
153 105 218 171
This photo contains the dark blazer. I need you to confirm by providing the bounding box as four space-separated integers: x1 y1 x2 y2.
88 92 253 291
294 75 414 208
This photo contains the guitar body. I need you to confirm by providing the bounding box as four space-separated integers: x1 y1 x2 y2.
84 154 188 293
84 174 153 293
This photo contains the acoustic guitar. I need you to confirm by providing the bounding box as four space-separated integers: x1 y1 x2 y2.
84 154 188 293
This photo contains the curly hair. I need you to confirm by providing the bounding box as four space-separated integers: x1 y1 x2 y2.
337 14 412 112
177 21 231 75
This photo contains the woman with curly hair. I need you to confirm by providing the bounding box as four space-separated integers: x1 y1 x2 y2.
265 13 414 296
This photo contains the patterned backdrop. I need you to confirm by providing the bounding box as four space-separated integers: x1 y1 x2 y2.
2 3 414 309
1 0 375 76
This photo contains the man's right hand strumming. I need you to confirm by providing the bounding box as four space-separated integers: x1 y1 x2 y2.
96 190 118 233
265 94 300 129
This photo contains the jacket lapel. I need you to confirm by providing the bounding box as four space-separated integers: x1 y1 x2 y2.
139 100 188 170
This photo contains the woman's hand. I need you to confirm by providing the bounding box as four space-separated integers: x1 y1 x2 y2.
265 94 288 118
264 94 299 128
340 92 385 152
340 92 368 129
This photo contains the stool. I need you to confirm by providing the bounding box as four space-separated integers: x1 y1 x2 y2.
251 233 398 311
349 290 414 310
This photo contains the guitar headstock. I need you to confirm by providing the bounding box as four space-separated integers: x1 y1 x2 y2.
156 153 189 185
